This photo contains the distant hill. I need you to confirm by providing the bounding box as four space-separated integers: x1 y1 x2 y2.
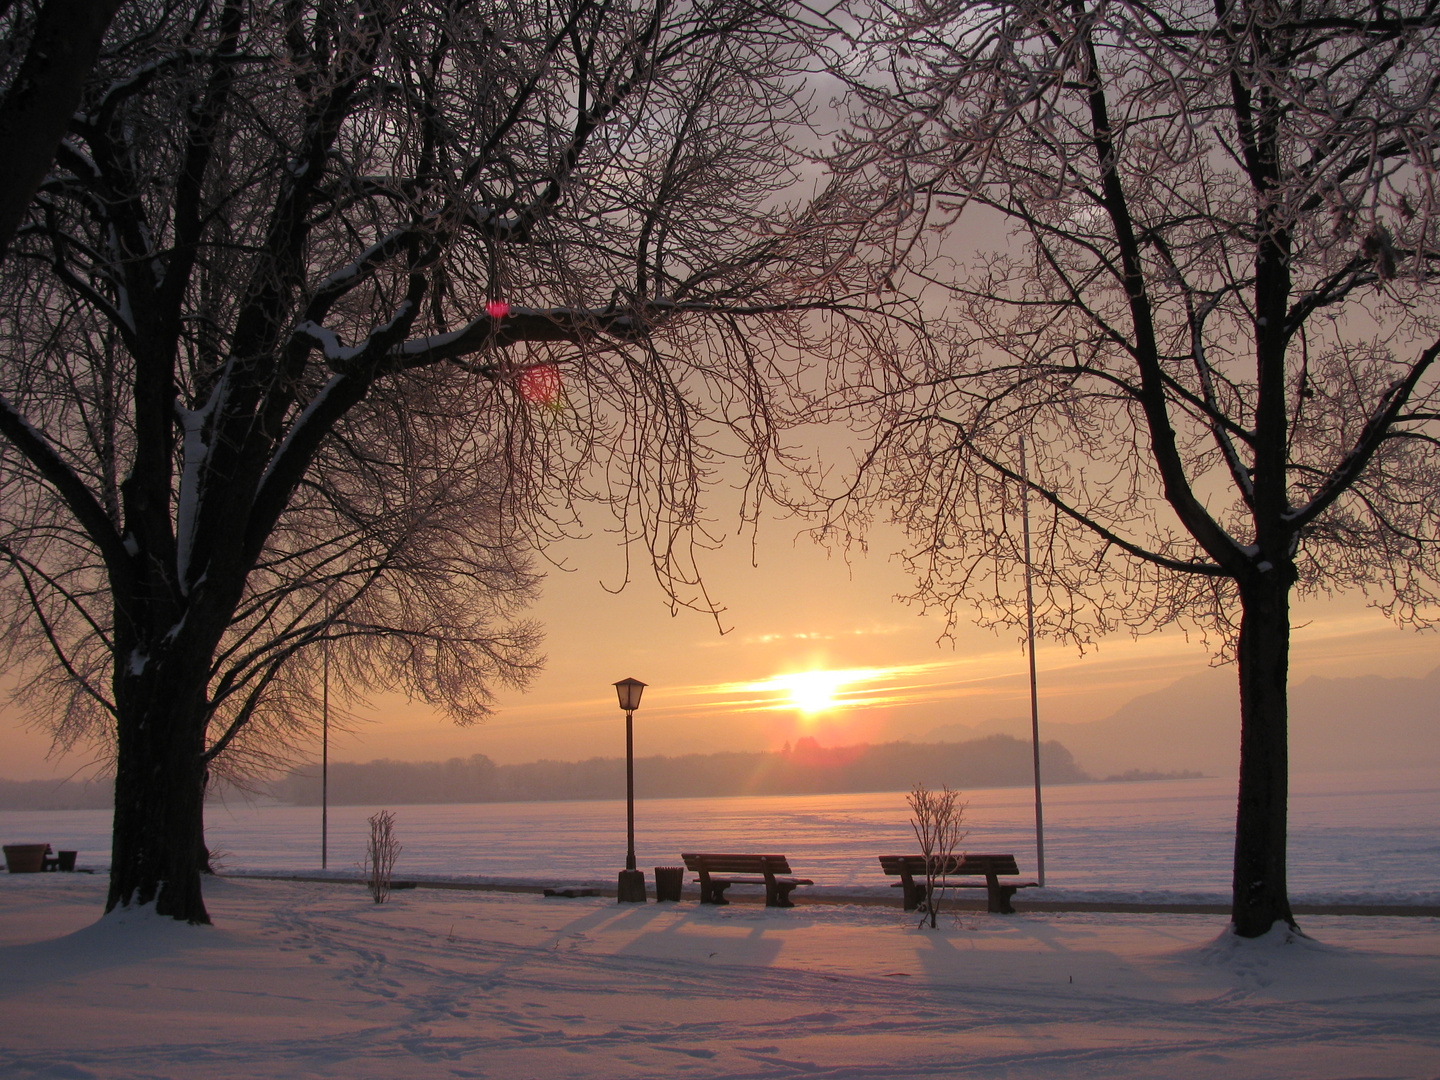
928 665 1440 776
0 777 113 811
269 733 1088 807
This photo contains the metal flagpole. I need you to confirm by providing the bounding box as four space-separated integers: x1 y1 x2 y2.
1019 434 1046 887
322 638 329 871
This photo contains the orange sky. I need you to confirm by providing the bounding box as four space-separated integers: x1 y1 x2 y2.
4 516 1434 783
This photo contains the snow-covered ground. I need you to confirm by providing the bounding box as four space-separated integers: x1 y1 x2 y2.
0 872 1437 1079
6 769 1438 904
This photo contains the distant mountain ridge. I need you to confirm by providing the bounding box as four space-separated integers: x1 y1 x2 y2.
269 733 1087 807
927 664 1440 776
0 777 114 811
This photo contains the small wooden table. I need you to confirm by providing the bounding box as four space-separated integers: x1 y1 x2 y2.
3 843 51 873
878 853 1037 914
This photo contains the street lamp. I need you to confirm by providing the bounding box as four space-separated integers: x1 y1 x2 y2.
614 677 647 902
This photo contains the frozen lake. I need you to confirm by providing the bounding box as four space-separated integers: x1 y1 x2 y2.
4 768 1437 904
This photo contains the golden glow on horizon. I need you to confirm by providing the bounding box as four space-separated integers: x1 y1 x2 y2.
456 603 1438 736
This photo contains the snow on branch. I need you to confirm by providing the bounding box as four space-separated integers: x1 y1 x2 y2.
173 383 228 595
306 226 419 315
290 321 365 365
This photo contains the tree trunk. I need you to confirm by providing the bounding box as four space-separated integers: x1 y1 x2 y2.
1231 574 1297 937
0 0 126 258
107 667 212 924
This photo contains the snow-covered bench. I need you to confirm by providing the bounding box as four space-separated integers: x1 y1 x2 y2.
878 853 1036 914
681 853 813 907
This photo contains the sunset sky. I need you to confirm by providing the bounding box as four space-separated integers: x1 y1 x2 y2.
4 512 1435 783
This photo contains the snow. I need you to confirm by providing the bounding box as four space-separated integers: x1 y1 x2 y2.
57 138 99 178
0 872 1436 1079
174 387 224 593
292 320 363 363
3 771 1438 1076
106 226 136 334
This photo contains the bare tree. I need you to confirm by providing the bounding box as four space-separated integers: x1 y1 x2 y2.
0 0 876 923
823 0 1440 936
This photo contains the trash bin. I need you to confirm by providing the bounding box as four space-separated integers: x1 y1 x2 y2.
57 850 77 872
653 866 684 902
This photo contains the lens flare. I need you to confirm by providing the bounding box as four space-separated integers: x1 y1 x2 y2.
516 362 562 407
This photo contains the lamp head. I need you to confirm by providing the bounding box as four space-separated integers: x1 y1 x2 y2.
613 677 646 712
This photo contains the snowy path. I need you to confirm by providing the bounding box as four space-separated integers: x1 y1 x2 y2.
1 873 1437 1078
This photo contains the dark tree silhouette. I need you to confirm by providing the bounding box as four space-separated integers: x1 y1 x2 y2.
824 0 1440 935
0 0 127 258
0 0 874 923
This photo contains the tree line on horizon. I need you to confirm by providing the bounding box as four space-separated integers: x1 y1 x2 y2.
2 731 1212 810
268 734 1089 806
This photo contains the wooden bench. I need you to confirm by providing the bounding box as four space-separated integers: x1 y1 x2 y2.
681 853 813 907
878 853 1037 914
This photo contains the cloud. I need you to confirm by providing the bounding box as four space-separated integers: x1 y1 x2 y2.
694 624 907 648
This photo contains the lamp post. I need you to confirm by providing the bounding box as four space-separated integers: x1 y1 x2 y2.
322 639 329 870
1019 434 1046 887
614 677 647 902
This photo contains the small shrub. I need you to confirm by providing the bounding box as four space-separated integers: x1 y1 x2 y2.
908 782 968 929
364 809 401 904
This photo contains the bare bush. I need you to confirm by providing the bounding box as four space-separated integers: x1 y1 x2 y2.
907 782 967 930
364 810 401 904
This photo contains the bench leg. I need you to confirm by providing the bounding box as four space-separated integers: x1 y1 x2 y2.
899 874 922 912
704 881 731 905
769 883 797 908
985 874 1018 914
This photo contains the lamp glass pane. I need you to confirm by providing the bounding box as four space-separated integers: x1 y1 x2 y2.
613 678 645 711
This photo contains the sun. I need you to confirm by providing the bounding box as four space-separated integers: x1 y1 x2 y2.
776 670 849 715
741 667 881 717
